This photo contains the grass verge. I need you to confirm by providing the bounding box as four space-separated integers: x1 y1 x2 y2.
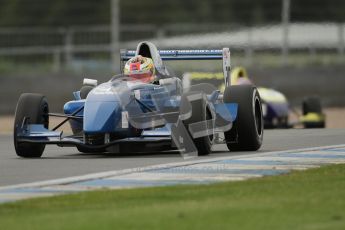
0 164 345 230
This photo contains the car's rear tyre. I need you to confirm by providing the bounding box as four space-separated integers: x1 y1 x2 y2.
224 85 263 151
302 96 325 128
14 93 49 158
304 121 325 129
80 85 94 99
181 92 213 156
302 96 322 115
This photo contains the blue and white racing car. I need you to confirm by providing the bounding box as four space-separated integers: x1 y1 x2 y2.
13 42 263 158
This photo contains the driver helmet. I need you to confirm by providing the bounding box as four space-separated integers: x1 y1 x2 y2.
231 66 252 85
124 55 155 83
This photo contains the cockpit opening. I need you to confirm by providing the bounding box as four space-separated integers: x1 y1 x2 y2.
137 43 152 59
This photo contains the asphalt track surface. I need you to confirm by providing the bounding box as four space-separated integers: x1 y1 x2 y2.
1 129 345 187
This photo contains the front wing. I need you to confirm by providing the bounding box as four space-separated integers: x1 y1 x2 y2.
16 102 238 151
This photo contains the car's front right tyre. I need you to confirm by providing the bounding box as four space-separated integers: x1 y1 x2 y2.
14 93 49 158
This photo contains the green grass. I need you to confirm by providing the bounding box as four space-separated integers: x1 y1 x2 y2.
1 164 345 230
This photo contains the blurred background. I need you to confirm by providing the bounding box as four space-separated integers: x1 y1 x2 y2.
0 0 344 115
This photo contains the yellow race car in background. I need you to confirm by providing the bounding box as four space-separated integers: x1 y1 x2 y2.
183 67 326 128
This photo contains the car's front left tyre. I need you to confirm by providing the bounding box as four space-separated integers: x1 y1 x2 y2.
180 92 213 156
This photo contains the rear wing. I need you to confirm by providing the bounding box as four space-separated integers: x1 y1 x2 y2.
121 49 224 61
120 48 231 86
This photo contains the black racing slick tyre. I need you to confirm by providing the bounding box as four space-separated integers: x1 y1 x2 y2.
302 96 322 115
181 92 213 156
13 93 49 158
302 96 325 128
80 85 94 99
224 85 263 151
